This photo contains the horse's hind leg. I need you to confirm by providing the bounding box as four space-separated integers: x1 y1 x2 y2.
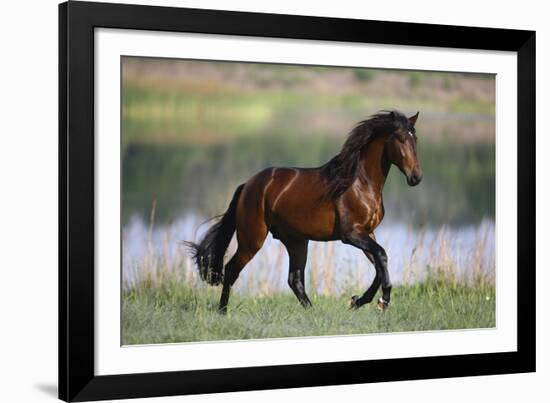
283 239 312 308
218 224 267 313
218 248 255 313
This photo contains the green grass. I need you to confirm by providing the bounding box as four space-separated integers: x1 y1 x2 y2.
122 277 495 345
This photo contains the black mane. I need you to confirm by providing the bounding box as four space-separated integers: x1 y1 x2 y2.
320 110 411 200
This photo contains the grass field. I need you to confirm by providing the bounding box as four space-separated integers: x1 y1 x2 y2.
122 276 495 345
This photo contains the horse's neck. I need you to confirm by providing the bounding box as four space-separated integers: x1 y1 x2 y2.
357 138 390 194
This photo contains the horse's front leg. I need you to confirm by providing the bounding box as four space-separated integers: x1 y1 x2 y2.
344 232 391 311
348 250 381 308
283 238 312 308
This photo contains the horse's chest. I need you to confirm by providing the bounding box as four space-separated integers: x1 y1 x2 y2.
363 200 384 230
340 185 385 232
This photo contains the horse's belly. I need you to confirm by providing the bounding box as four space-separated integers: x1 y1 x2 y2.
270 207 338 241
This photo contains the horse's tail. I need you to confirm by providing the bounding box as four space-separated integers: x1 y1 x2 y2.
185 184 244 286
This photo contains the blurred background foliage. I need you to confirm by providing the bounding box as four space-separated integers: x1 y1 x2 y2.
122 57 495 227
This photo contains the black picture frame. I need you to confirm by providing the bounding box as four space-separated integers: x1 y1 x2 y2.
59 1 536 401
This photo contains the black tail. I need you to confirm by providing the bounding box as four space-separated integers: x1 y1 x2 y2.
185 184 244 286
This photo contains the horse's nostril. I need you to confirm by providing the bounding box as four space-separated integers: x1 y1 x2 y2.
408 172 422 186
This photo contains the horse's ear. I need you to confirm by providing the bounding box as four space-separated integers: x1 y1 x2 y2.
409 111 420 127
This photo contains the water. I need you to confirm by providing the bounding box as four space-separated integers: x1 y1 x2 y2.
122 214 495 295
122 140 495 228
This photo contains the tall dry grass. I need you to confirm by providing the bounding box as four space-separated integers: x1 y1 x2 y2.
123 206 495 296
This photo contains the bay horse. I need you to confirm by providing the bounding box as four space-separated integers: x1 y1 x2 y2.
187 110 422 313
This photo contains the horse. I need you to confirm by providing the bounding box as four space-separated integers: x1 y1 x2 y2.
186 110 422 313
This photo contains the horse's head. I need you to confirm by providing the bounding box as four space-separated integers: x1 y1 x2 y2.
384 111 423 186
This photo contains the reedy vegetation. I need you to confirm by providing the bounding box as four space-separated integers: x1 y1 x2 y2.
122 213 495 344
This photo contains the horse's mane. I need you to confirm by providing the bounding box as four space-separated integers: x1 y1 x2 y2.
320 110 410 200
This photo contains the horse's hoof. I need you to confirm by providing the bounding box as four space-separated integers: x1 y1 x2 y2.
377 297 389 312
348 295 361 310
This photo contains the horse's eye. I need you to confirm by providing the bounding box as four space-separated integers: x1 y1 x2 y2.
408 130 418 143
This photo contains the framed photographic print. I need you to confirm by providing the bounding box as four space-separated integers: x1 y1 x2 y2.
59 1 535 401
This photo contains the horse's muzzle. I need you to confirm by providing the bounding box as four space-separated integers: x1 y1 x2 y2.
407 171 423 186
